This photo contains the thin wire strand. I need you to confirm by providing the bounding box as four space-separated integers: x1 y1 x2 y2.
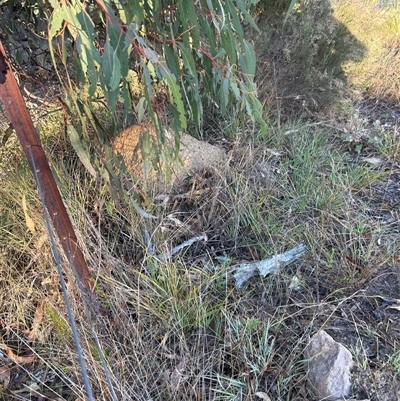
64 241 118 401
29 146 94 401
30 146 119 401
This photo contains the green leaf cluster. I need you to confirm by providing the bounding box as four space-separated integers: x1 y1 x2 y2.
48 0 266 134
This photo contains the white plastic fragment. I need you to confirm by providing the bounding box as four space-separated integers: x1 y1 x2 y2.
233 244 307 288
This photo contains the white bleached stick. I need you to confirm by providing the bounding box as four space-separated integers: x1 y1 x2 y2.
233 244 307 288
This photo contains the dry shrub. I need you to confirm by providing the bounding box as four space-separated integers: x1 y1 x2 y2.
253 0 366 119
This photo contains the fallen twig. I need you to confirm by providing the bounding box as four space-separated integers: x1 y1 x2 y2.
156 235 207 262
233 244 307 288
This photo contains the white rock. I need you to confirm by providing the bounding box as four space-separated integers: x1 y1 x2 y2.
305 330 353 400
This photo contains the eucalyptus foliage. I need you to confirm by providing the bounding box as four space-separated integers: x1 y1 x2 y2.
1 0 272 213
47 0 266 134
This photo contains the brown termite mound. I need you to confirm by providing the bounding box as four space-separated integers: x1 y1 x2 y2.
113 124 225 192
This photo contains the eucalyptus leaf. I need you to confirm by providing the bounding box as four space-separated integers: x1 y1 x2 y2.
136 97 147 123
236 0 260 32
165 72 187 129
182 0 200 47
164 44 180 79
143 48 159 63
110 52 121 91
225 0 244 42
67 125 97 178
49 5 64 37
284 0 299 25
239 41 256 76
102 40 114 90
178 44 197 78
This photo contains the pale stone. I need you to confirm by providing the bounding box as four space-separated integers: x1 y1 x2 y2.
305 330 353 400
113 124 225 191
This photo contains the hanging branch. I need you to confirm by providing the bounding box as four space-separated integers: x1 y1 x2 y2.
0 40 93 293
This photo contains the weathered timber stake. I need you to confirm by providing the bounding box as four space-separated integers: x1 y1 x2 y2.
0 40 93 292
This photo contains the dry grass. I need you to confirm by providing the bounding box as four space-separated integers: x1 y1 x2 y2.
1 110 399 399
1 1 400 400
334 0 400 103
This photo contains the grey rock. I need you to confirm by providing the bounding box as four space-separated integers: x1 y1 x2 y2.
305 330 353 400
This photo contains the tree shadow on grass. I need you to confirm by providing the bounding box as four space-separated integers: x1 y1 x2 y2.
253 0 367 119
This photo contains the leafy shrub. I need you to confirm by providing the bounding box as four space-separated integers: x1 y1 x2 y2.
253 0 366 118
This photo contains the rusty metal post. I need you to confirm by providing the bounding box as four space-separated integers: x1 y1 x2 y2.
0 40 93 292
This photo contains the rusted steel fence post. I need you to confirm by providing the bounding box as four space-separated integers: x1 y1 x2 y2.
0 40 93 292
